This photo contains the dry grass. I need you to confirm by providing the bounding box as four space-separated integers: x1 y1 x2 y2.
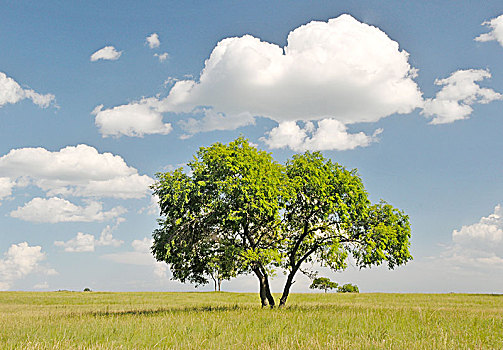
1 292 502 349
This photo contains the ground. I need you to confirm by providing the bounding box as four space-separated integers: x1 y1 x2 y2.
1 291 502 349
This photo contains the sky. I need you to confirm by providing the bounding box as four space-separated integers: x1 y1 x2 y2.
1 1 503 293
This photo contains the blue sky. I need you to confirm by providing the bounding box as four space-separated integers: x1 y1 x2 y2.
1 1 503 293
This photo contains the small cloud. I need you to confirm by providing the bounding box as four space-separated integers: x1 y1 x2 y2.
262 119 382 151
146 33 160 49
0 72 56 108
92 98 172 138
422 69 502 124
54 219 124 253
154 52 169 62
10 197 126 223
475 14 503 47
90 46 122 62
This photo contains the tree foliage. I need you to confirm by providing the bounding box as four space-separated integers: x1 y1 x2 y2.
338 283 359 293
309 277 338 293
152 138 412 307
152 137 286 306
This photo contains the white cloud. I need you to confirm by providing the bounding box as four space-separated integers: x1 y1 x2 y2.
154 52 169 62
93 99 172 137
10 197 126 223
440 205 503 270
55 219 124 252
102 237 166 278
55 232 96 252
0 144 153 199
262 119 383 151
97 15 422 150
0 242 52 291
422 69 502 124
0 177 15 200
475 14 503 47
146 33 161 49
90 46 122 61
0 72 55 108
162 15 421 127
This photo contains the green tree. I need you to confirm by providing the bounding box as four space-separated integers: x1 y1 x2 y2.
338 283 359 293
152 140 412 308
309 277 338 293
152 138 286 307
278 152 412 306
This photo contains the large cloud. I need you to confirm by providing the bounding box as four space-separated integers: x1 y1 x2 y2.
0 242 55 291
10 197 126 223
93 15 422 150
422 69 502 124
0 144 153 200
475 14 503 47
0 72 55 108
163 14 422 124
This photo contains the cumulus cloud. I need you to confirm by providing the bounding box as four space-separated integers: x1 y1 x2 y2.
440 205 503 269
0 242 53 291
95 15 422 150
422 69 502 124
102 237 167 278
10 197 126 223
154 52 169 62
0 144 153 199
475 14 503 47
54 219 124 252
262 119 383 151
146 33 161 49
92 99 172 137
90 46 122 61
0 177 15 200
162 15 421 128
0 72 55 108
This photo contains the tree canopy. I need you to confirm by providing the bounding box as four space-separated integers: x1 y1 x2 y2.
309 277 338 293
152 138 412 307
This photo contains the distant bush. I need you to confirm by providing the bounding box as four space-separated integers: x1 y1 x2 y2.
83 288 92 292
338 283 359 293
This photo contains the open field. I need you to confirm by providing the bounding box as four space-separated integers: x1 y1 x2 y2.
0 292 502 349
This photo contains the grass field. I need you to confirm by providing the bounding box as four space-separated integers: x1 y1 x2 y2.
0 291 502 349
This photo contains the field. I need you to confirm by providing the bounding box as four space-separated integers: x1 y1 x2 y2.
0 292 502 349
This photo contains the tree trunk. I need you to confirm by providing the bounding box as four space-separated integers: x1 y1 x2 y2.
253 268 269 307
279 270 296 307
262 270 275 308
217 278 222 292
211 274 217 292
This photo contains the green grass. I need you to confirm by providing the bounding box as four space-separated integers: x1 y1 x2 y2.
1 292 502 349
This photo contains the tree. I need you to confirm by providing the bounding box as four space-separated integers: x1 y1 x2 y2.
338 283 359 293
277 152 412 306
309 277 338 293
152 140 412 308
152 138 286 307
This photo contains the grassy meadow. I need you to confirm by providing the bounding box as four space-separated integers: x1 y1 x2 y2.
0 291 502 349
